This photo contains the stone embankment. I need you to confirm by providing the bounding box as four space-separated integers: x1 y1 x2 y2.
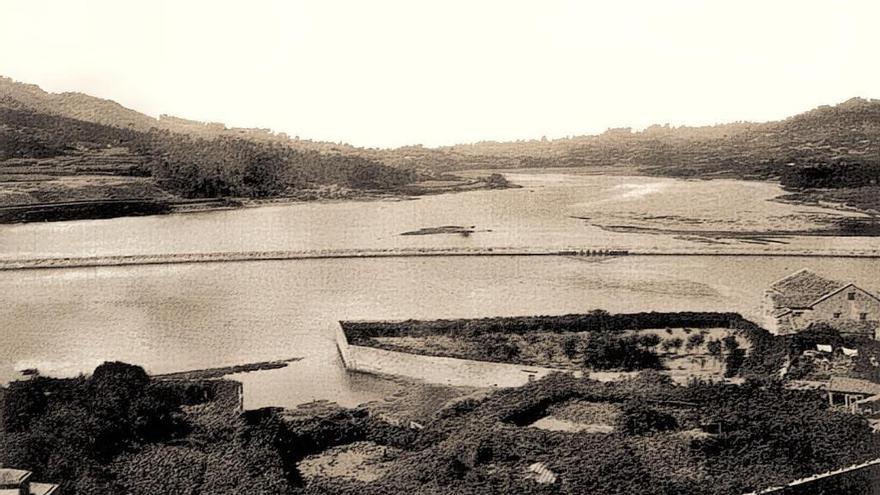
2 246 880 271
0 247 628 271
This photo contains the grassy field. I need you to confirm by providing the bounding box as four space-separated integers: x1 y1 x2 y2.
528 399 621 433
298 441 401 483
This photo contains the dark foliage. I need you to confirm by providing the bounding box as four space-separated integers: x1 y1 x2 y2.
302 373 880 495
343 311 748 343
616 399 678 435
583 333 663 371
686 332 706 350
471 333 522 362
0 362 188 494
0 107 418 199
723 348 747 378
561 334 582 359
779 162 880 189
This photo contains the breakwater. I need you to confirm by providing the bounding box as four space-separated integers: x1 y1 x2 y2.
335 321 563 387
151 357 302 380
1 246 880 271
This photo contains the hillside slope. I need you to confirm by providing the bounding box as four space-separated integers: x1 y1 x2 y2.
0 78 434 221
1 75 878 220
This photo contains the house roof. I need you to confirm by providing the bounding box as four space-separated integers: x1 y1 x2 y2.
811 283 880 307
29 483 60 495
827 376 880 395
0 468 32 486
526 462 557 484
768 269 846 309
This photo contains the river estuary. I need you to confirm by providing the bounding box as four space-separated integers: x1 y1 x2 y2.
1 170 879 408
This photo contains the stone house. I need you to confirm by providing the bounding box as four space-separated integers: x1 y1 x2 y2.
826 376 880 414
763 269 880 337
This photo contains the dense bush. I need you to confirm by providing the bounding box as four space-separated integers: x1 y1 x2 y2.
723 348 747 378
0 362 188 494
616 399 678 435
583 333 663 371
471 333 521 362
343 311 748 343
299 373 880 495
779 162 880 189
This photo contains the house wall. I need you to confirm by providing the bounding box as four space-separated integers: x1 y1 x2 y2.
801 287 880 337
762 290 786 334
812 286 880 322
766 286 880 338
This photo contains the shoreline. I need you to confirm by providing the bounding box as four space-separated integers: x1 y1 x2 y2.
0 175 516 224
2 246 880 272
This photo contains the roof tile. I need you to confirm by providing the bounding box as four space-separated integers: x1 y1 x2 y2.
768 269 845 309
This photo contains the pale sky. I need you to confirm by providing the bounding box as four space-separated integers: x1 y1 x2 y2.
2 0 879 148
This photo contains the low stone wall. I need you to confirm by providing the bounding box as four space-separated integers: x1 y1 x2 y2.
744 456 880 494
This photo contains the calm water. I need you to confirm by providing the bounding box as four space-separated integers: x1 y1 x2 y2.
1 171 875 259
1 171 879 408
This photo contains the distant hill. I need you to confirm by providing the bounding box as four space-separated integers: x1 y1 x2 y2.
4 75 878 176
430 97 880 177
2 75 879 215
0 76 199 136
0 77 420 205
0 76 359 153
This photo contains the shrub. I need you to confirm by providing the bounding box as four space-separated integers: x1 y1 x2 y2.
583 335 663 371
474 334 521 362
722 336 740 352
686 333 706 351
724 348 747 378
706 340 723 360
616 400 678 435
1 362 188 490
561 335 582 359
637 334 661 350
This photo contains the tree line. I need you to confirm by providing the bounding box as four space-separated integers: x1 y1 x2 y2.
0 107 418 199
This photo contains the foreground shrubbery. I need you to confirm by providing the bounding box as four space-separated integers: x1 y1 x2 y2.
0 362 293 495
300 373 880 495
0 362 188 493
5 359 879 495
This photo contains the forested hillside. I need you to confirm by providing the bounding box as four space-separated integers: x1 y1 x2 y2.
431 98 880 177
0 77 424 215
380 97 880 212
2 75 879 217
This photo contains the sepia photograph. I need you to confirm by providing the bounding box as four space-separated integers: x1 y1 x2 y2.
2 1 880 493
